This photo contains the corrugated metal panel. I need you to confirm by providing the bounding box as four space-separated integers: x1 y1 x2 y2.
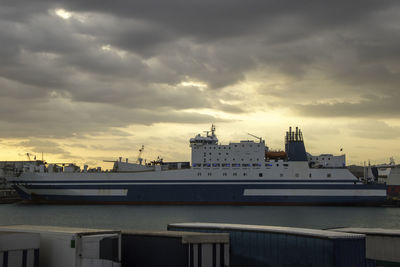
168 223 366 267
122 234 188 267
122 231 229 267
333 238 366 267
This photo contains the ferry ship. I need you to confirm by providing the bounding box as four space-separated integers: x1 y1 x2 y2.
5 126 386 205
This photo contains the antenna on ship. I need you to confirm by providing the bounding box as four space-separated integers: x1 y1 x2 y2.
211 124 216 137
204 124 216 137
136 145 144 165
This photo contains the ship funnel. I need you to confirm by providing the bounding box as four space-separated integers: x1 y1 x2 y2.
285 126 307 161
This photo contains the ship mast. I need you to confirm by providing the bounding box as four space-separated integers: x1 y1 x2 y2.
204 124 216 138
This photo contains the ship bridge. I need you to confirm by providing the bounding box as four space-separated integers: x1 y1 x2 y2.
190 125 266 167
190 124 218 147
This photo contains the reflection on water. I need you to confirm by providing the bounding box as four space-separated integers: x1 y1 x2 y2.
0 204 399 230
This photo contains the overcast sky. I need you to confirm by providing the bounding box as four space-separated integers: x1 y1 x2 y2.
1 1 400 166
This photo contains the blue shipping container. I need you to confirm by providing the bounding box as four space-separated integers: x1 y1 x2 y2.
168 223 366 267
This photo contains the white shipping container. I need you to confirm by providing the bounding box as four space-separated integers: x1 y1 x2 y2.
0 231 40 267
0 225 121 267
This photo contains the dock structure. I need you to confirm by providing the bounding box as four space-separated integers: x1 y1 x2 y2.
168 222 367 267
0 189 20 204
331 227 400 266
0 162 22 204
121 230 229 267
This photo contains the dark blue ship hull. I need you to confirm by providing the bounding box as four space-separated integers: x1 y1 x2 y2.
13 179 387 205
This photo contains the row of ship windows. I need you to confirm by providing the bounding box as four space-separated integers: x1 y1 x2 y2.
193 163 289 167
195 144 261 149
197 172 333 178
203 152 261 157
310 157 332 161
203 158 260 162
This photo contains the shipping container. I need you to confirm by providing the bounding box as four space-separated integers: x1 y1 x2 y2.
121 230 229 267
168 223 366 267
0 231 40 267
331 227 400 266
0 225 121 267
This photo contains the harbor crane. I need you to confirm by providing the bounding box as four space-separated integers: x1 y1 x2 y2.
26 153 36 161
247 133 263 143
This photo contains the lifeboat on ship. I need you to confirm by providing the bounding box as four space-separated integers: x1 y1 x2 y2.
266 151 287 160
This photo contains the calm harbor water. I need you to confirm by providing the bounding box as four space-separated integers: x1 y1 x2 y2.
1 204 400 231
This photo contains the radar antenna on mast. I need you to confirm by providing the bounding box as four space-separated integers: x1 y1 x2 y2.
136 145 145 165
204 124 216 137
211 124 216 136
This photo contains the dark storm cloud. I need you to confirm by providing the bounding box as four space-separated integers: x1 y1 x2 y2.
347 121 400 140
18 139 70 155
294 95 400 118
0 94 223 138
41 1 396 41
0 0 400 138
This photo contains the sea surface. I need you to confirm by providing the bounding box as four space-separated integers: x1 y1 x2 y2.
1 204 400 230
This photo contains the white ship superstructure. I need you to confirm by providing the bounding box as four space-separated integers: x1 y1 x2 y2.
308 154 346 168
376 158 396 183
5 126 387 205
374 158 400 199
